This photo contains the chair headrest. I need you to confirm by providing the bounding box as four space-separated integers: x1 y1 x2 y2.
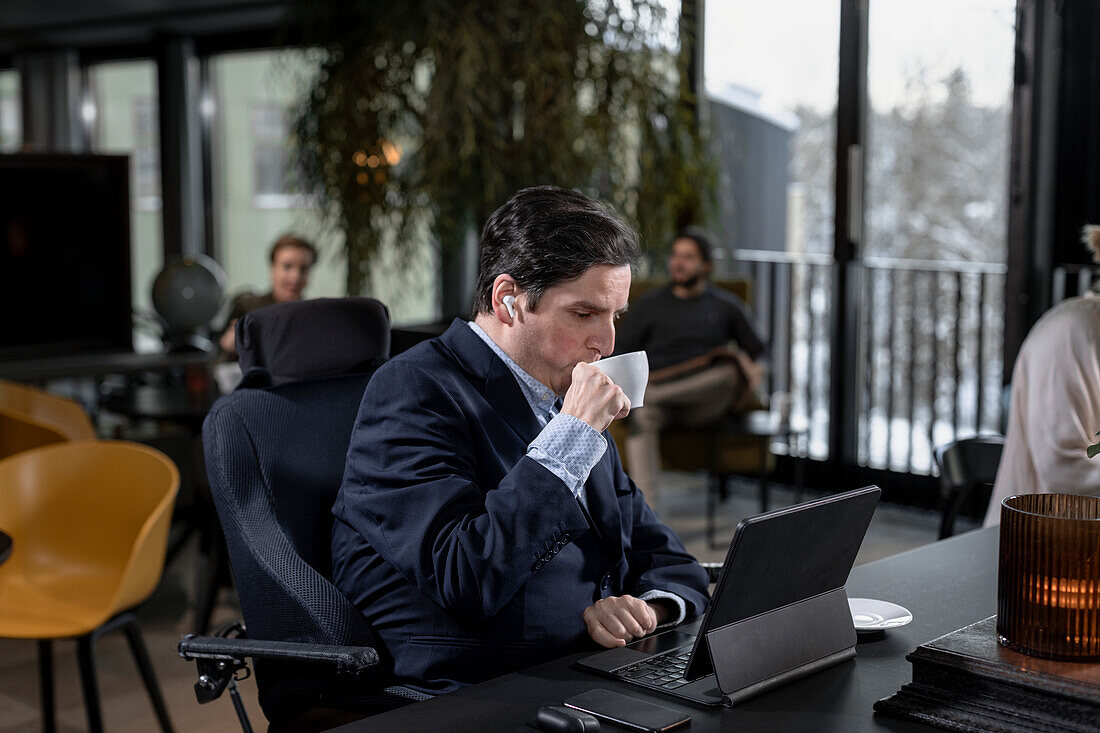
236 297 390 385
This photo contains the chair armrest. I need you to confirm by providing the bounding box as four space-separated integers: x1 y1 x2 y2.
700 562 722 584
179 634 379 674
179 633 381 705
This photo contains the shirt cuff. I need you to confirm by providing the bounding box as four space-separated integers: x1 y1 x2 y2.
527 413 607 499
639 589 687 628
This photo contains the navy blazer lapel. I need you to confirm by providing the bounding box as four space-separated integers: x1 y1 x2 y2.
440 320 623 559
439 320 543 443
581 445 625 561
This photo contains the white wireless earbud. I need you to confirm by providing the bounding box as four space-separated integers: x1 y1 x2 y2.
502 294 517 318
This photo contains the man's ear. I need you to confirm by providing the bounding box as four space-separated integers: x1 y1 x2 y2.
491 275 519 324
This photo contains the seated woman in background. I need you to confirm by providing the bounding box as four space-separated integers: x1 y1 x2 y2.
985 224 1100 526
218 234 317 360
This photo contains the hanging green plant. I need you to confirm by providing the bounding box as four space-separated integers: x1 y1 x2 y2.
290 0 715 300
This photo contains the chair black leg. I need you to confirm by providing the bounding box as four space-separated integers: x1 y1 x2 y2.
37 640 55 733
758 440 770 512
706 473 717 548
193 510 228 634
76 635 105 733
938 510 953 540
228 678 255 733
120 615 175 733
939 487 970 540
792 436 806 505
708 474 732 549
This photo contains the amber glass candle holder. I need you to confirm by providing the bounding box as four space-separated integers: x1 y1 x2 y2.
997 494 1100 661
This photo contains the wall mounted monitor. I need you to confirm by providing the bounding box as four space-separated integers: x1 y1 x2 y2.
0 153 133 360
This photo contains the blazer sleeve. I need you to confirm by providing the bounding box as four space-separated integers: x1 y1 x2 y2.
607 439 710 617
338 359 591 622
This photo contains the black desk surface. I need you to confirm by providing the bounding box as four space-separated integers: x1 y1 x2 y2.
336 527 999 732
101 383 219 427
0 350 212 382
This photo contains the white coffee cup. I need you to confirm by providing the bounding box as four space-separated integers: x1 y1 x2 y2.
592 351 649 408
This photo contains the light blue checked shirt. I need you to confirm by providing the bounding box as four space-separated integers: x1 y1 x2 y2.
468 322 685 625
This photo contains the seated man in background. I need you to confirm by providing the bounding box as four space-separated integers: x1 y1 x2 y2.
985 224 1100 526
331 186 709 695
217 234 317 360
614 228 768 503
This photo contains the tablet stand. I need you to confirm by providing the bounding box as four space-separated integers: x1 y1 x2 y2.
705 587 857 704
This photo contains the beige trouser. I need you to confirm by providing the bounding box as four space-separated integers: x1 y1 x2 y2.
625 362 745 504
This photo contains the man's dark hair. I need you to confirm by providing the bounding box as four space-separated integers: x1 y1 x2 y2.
672 227 715 264
471 186 640 316
269 234 318 265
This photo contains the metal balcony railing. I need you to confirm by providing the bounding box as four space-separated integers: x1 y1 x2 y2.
728 250 1007 476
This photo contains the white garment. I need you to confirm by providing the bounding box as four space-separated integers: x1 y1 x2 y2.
985 292 1100 526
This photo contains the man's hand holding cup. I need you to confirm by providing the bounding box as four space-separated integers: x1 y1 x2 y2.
561 362 631 432
560 351 649 433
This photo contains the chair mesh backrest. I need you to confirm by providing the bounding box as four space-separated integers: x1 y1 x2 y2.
203 373 380 722
203 297 390 722
204 375 374 645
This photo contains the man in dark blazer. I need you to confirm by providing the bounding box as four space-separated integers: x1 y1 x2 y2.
331 186 710 695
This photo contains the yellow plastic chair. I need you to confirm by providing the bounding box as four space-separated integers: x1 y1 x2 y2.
0 378 96 460
0 440 180 732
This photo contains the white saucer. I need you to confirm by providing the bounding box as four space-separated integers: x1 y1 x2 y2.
848 597 913 634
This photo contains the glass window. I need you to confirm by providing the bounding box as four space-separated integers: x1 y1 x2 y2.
209 49 438 325
0 70 20 152
860 0 1014 472
865 0 1014 264
705 0 841 459
130 97 161 208
87 61 163 342
250 102 291 199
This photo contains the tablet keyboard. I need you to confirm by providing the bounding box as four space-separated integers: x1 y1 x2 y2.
615 646 694 689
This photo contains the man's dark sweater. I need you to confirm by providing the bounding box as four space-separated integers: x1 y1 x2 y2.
614 285 766 371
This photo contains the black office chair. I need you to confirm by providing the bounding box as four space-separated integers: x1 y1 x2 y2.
932 435 1006 539
178 298 429 733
